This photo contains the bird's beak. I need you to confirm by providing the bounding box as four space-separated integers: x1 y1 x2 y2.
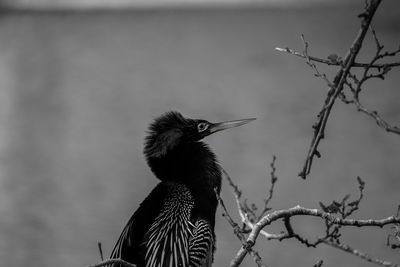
209 118 256 134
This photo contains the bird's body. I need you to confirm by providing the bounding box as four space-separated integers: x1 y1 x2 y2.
109 111 254 267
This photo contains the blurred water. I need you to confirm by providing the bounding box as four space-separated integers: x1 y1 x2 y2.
0 3 399 267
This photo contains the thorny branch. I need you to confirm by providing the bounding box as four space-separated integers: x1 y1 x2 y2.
276 0 400 179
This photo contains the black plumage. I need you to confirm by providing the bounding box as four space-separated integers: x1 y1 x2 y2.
109 111 254 267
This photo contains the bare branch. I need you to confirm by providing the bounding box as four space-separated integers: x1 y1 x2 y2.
231 205 400 266
275 47 400 69
353 100 400 134
227 2 400 266
257 156 278 221
323 240 399 267
222 168 285 240
98 242 104 261
282 217 316 247
279 3 400 144
299 0 383 179
299 35 335 89
215 189 267 267
215 188 246 243
341 27 400 135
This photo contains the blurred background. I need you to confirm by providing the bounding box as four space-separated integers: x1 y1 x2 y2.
0 0 399 266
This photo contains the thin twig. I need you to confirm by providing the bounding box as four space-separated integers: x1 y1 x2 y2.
215 188 247 243
214 189 267 267
323 240 399 267
341 26 400 135
275 47 400 68
353 100 400 134
257 156 278 221
98 242 104 261
222 168 284 240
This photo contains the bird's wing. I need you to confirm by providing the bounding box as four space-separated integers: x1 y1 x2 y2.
143 182 194 267
109 181 195 267
189 219 215 267
109 217 129 261
108 182 188 266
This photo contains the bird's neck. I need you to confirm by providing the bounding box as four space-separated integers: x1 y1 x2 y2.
147 141 221 192
146 141 222 224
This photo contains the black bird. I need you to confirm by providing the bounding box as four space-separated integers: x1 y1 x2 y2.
109 111 254 267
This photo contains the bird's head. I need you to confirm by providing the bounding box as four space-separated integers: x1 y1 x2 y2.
144 111 255 159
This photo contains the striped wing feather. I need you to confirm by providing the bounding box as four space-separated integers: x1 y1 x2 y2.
109 182 215 267
143 183 193 267
189 219 214 267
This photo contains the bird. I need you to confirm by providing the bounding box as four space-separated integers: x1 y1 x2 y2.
109 111 255 267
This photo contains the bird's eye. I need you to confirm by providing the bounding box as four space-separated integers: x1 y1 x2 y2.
197 122 208 132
